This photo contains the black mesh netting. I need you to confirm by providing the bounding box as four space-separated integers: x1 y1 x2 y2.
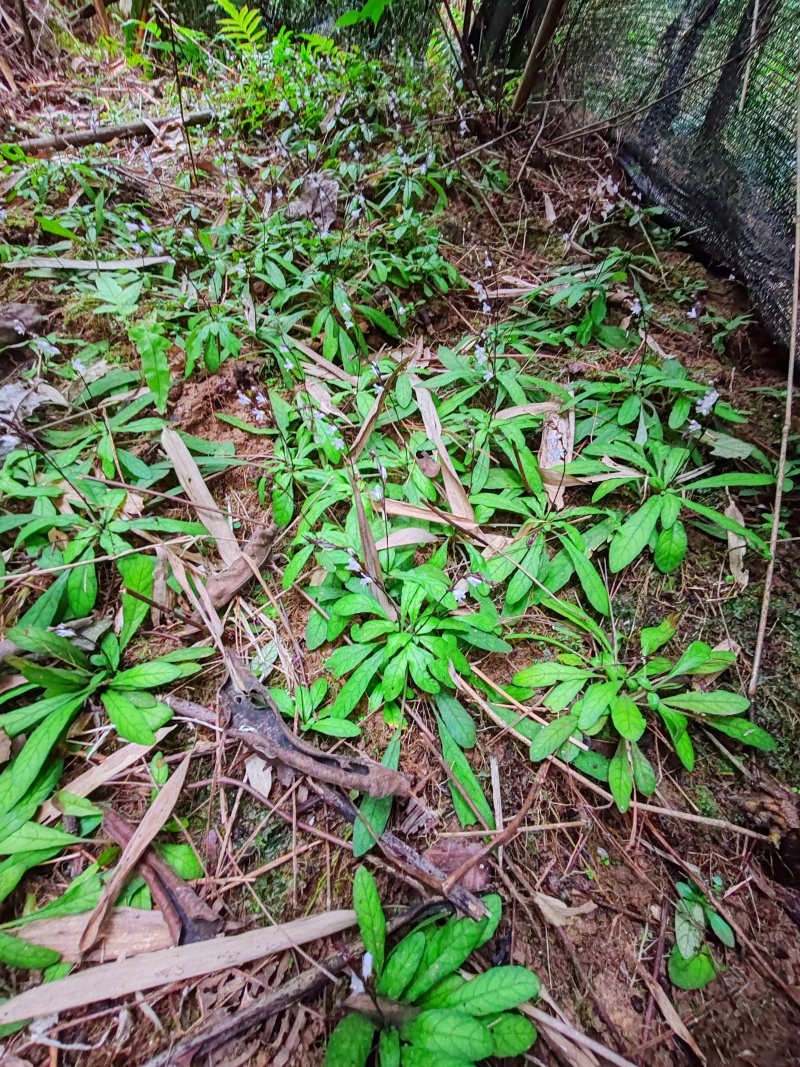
548 0 799 347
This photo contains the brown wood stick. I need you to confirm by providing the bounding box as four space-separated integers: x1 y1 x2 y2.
18 110 215 152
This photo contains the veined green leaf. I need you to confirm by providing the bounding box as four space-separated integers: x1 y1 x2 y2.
489 1012 537 1057
435 966 540 1014
0 699 82 819
577 680 620 730
668 945 716 990
436 717 495 829
110 661 186 690
118 553 155 652
529 715 580 761
608 741 633 813
353 732 401 857
641 619 677 656
0 930 61 970
130 323 171 414
101 690 156 745
513 662 591 688
376 930 426 999
610 694 646 741
662 691 749 716
707 716 776 750
401 1010 492 1060
608 495 663 573
353 866 386 974
331 648 386 718
0 822 83 856
630 741 657 795
322 1013 376 1067
6 625 89 670
654 520 687 573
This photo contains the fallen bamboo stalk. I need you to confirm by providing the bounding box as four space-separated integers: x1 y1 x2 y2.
17 109 215 152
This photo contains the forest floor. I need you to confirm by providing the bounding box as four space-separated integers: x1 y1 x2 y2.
1 20 800 1067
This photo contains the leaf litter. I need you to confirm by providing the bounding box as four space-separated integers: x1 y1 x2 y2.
0 11 798 1067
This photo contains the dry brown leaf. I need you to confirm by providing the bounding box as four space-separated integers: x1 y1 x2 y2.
12 908 173 963
416 454 441 478
381 499 476 529
194 524 278 619
246 754 274 799
413 384 477 528
725 499 749 588
495 401 559 421
633 958 707 1063
289 336 358 385
0 727 10 766
303 378 352 422
532 892 597 927
38 726 176 824
543 192 557 226
79 754 192 954
423 839 491 892
0 910 357 1025
165 548 225 649
349 469 398 622
538 407 575 510
349 352 413 462
374 527 440 551
160 428 241 568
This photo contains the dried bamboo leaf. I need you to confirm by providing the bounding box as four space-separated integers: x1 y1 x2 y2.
413 384 477 527
0 910 357 1025
538 406 575 511
533 891 597 927
374 527 440 551
11 908 173 963
78 754 191 954
494 401 559 420
160 427 241 567
348 469 396 623
725 499 749 588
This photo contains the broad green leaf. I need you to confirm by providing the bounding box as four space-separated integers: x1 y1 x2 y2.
577 681 619 730
353 866 386 974
513 663 590 688
662 691 749 716
529 715 580 761
398 1048 472 1067
657 705 695 770
52 791 101 817
436 966 540 1014
406 916 488 1002
376 930 426 999
154 843 203 880
110 661 186 690
310 718 362 737
561 539 610 616
282 544 314 589
667 640 712 678
6 625 89 670
130 323 171 413
0 930 61 970
489 1012 537 1057
379 1028 400 1067
0 699 82 818
675 899 705 958
327 644 376 679
437 717 495 829
659 492 681 530
0 822 82 856
707 909 735 948
707 716 776 750
333 593 389 618
608 741 633 813
322 1013 376 1067
382 650 408 702
630 742 657 795
331 649 386 718
610 694 646 742
681 497 766 551
654 521 687 573
608 495 663 573
640 619 677 657
117 554 155 652
102 690 156 745
435 693 476 749
1 690 89 739
401 1010 492 1060
417 973 466 1009
667 945 717 990
0 849 61 905
67 549 98 617
353 732 401 857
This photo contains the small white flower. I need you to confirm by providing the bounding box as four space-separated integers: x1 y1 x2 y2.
374 384 385 396
278 99 289 113
332 437 345 450
728 273 736 282
347 557 362 572
54 624 75 637
453 586 468 603
125 221 139 234
397 305 406 316
459 119 468 136
152 243 164 255
360 574 374 586
283 358 294 370
350 973 365 995
474 344 487 365
279 345 289 354
466 574 483 587
256 392 267 405
35 338 60 357
140 219 152 234
341 303 351 315
687 419 702 433
71 357 87 374
369 484 384 501
344 320 354 331
353 150 360 160
237 391 251 406
687 306 699 320
482 302 492 315
631 298 642 316
362 952 374 979
253 408 266 422
485 254 492 269
419 163 427 176
696 389 719 417
482 369 493 382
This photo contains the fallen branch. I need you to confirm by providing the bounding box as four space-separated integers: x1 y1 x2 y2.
16 110 215 153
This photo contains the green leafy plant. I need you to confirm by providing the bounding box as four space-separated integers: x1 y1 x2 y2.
513 619 775 811
214 0 266 51
668 879 735 990
324 868 540 1066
